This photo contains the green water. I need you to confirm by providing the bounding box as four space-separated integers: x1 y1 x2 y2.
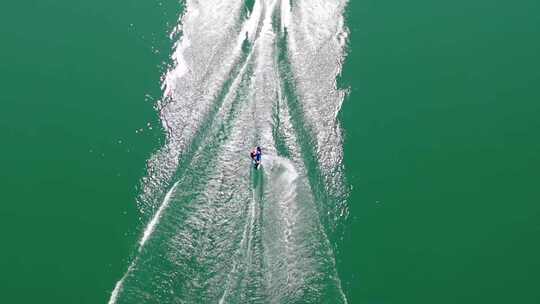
1 0 539 303
1 1 178 302
339 1 540 303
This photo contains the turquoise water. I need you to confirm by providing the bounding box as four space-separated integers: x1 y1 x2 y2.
1 0 540 303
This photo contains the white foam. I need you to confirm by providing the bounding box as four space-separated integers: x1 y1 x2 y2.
108 180 179 304
109 0 350 302
281 0 292 32
107 264 133 304
163 37 191 97
139 181 179 247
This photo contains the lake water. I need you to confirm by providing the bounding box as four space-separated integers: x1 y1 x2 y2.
1 0 539 303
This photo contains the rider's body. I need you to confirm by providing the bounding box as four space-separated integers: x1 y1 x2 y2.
250 147 262 168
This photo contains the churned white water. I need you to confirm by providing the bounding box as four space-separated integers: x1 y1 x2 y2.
110 0 349 302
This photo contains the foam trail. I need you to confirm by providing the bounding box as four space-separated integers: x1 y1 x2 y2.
108 265 131 304
108 181 179 304
137 0 256 218
139 181 179 248
109 0 350 302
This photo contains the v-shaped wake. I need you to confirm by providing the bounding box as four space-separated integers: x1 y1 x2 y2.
109 0 349 303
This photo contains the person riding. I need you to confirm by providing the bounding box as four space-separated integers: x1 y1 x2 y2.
250 146 262 168
255 146 262 162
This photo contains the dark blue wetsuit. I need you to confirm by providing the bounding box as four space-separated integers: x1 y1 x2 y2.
251 147 262 169
255 151 261 162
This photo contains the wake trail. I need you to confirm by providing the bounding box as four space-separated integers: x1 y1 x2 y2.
109 3 262 302
109 0 350 303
